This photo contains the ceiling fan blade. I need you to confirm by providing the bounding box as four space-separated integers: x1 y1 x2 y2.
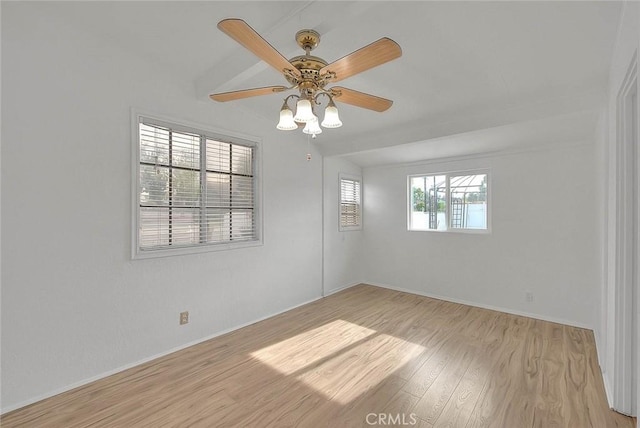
331 87 393 112
210 86 288 102
218 19 301 78
320 38 401 83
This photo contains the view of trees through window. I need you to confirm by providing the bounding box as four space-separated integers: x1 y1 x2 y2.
409 173 487 231
138 121 256 251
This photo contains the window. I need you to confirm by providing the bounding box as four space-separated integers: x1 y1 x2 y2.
409 172 488 232
134 115 260 257
340 174 362 230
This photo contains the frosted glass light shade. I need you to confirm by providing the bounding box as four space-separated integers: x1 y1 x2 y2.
293 99 315 123
276 106 297 130
303 117 322 135
321 104 342 128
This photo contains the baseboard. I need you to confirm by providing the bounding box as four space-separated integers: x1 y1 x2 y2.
1 282 596 415
364 282 593 330
1 294 325 415
592 329 614 409
323 281 362 297
602 371 614 409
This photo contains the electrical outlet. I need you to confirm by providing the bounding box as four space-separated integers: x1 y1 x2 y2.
180 311 189 325
525 292 534 303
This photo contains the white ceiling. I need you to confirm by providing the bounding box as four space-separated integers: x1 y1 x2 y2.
36 1 622 165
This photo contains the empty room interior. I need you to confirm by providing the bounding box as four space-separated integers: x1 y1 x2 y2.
2 1 639 427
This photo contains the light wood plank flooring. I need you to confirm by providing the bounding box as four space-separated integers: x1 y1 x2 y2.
2 284 635 427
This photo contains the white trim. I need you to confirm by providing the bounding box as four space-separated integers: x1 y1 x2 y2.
134 239 264 260
0 281 593 414
612 52 637 415
323 281 362 297
0 293 325 415
130 109 264 260
603 371 614 409
594 327 614 406
364 282 593 330
131 108 261 145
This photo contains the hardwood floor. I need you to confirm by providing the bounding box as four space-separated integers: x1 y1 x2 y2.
2 284 634 427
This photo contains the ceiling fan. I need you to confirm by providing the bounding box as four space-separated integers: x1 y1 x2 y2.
209 19 402 135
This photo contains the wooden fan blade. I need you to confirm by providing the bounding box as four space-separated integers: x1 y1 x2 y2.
331 86 393 112
210 86 287 102
218 19 301 78
320 38 401 83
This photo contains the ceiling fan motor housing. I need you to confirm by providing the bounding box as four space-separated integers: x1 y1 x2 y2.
286 55 328 88
286 30 329 92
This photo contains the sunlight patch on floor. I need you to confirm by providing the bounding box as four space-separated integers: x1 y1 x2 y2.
250 319 377 375
251 319 424 404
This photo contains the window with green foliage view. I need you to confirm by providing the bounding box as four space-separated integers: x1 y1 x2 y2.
136 117 259 254
409 173 488 232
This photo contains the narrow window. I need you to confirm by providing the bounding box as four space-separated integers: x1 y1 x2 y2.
340 175 362 231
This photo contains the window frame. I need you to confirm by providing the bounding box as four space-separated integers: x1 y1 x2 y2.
339 173 363 232
407 169 490 234
131 110 263 259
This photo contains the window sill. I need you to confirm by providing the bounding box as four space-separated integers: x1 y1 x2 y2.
339 226 363 232
133 239 263 260
408 228 490 234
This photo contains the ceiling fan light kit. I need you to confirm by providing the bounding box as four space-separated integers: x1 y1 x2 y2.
303 117 323 135
321 99 343 128
210 19 402 137
292 98 315 123
276 101 298 131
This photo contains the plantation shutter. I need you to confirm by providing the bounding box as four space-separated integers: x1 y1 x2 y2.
340 177 361 229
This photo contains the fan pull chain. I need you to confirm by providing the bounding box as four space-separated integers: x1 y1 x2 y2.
306 134 312 161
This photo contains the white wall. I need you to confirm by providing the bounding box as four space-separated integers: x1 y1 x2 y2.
597 0 639 416
362 142 600 329
1 3 322 412
2 1 636 418
322 157 364 295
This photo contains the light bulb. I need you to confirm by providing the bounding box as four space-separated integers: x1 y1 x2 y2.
276 104 297 130
321 101 342 128
303 117 322 135
293 98 315 123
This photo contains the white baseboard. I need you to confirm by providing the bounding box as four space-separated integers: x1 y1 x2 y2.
364 282 593 330
1 294 325 415
602 371 614 409
592 329 614 409
1 282 597 415
323 281 362 297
